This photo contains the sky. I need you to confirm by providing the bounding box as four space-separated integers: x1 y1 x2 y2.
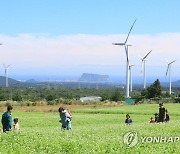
0 0 180 82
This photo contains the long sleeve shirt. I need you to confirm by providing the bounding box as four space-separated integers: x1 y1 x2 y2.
1 111 12 131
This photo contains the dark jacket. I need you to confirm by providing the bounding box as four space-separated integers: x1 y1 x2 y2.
125 118 132 124
1 112 12 132
158 107 166 122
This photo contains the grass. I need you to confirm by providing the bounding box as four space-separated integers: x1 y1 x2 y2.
0 103 180 154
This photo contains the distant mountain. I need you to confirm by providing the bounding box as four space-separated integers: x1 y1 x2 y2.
172 80 180 86
26 79 37 83
0 76 21 87
158 79 180 88
79 73 110 82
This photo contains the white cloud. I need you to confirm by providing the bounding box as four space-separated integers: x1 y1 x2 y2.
0 33 179 78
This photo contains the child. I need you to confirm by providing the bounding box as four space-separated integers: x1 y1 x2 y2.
125 114 132 125
154 113 159 123
149 117 155 123
67 109 72 119
13 118 20 131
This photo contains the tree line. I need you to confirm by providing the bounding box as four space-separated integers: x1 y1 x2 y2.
0 79 179 105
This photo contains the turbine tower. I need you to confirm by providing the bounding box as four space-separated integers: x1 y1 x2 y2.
129 64 134 92
166 60 176 95
113 19 136 98
140 50 152 89
3 64 11 87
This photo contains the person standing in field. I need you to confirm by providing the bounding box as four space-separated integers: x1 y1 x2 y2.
58 107 72 130
158 103 166 122
1 105 13 132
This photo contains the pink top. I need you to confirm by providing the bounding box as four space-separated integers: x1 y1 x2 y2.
14 123 20 131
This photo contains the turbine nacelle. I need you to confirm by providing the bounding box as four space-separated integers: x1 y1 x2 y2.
129 64 134 70
129 64 134 68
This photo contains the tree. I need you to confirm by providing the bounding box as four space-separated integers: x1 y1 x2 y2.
141 89 148 99
111 89 124 101
146 79 162 99
46 94 56 101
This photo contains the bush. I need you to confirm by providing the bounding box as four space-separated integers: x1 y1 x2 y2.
12 93 23 101
111 89 124 102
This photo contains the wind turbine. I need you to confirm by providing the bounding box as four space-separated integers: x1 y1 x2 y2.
113 19 136 98
166 60 176 95
140 50 152 89
3 64 11 87
129 64 134 92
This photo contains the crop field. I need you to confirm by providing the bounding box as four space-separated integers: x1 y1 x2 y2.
0 103 180 154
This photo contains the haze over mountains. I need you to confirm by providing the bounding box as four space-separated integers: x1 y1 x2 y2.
0 74 180 88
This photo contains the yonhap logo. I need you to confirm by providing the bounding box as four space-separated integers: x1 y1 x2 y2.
123 132 138 147
123 131 180 147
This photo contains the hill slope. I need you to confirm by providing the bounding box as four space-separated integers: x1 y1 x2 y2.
0 76 21 87
79 73 110 82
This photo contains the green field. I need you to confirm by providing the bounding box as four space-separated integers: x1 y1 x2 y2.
0 104 180 154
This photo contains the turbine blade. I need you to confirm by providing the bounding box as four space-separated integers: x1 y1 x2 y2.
112 43 125 46
166 65 169 76
124 19 137 44
169 60 176 65
4 69 6 76
140 61 143 76
143 50 152 60
125 46 129 62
